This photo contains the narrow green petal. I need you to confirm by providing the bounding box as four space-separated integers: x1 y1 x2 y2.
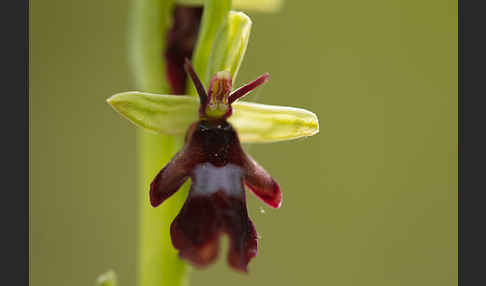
206 11 252 83
107 92 319 143
176 0 283 12
96 270 117 286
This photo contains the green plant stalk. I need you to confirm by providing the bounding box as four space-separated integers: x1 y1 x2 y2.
130 0 189 286
138 133 188 286
131 0 231 286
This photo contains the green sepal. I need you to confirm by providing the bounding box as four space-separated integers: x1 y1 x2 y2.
206 11 252 83
229 101 319 143
107 91 319 143
189 0 232 95
189 2 252 95
107 92 199 135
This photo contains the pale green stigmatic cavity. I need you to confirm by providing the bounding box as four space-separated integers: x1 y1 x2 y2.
107 91 319 143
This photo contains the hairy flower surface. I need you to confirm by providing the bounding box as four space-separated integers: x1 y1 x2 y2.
150 59 281 272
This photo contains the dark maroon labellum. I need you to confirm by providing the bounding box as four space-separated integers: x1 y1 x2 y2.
150 60 279 272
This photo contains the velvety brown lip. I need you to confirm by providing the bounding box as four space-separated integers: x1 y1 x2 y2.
150 119 280 272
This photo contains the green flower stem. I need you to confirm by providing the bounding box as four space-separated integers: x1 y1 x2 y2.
138 133 188 286
130 0 188 286
130 0 175 93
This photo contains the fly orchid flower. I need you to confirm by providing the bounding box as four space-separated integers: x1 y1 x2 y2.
107 56 319 271
150 59 280 272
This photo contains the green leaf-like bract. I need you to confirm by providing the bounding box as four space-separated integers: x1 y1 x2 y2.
107 91 319 143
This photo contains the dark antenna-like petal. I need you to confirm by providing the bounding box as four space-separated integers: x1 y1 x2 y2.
184 58 208 106
229 73 270 104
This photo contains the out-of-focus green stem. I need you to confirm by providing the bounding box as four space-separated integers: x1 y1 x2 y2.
138 133 188 286
131 0 174 93
130 0 189 286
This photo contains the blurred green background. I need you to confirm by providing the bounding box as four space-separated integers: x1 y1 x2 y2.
30 0 457 285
